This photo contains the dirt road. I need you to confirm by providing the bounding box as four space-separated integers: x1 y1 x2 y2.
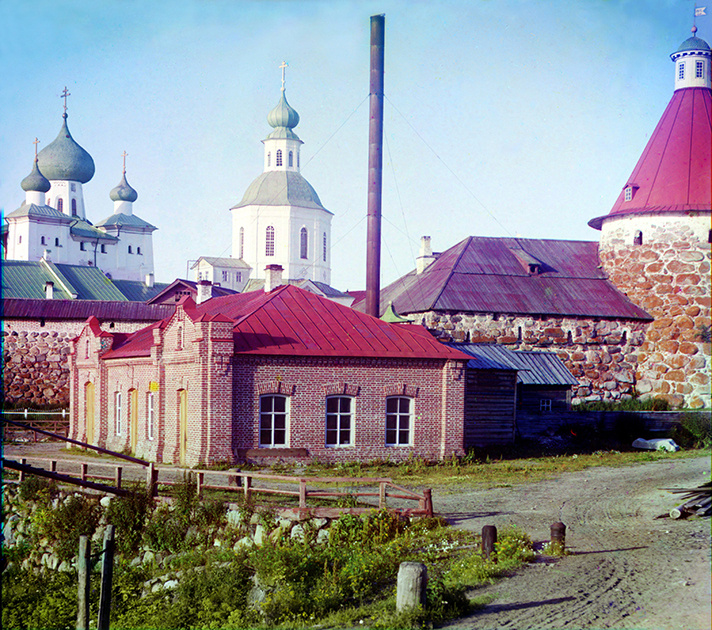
436 455 711 630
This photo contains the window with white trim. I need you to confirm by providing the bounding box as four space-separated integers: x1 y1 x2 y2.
624 186 633 202
300 227 308 259
115 392 122 435
276 150 283 167
385 396 412 446
222 270 229 282
266 226 275 256
147 392 155 440
326 396 353 446
71 199 77 215
57 198 64 212
696 60 704 78
288 151 293 167
259 395 288 446
679 62 685 80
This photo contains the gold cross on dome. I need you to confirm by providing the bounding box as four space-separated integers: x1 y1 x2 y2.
33 137 40 159
279 61 288 91
60 87 71 113
122 151 128 173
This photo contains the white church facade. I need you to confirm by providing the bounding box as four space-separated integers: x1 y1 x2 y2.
3 94 157 284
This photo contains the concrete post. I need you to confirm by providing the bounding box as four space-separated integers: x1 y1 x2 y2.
396 562 428 612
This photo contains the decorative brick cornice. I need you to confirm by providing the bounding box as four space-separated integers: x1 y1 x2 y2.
323 382 360 397
256 380 296 396
383 383 419 398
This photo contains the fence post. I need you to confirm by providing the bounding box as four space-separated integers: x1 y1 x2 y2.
76 535 91 630
197 472 204 499
422 488 433 517
115 467 122 489
20 458 26 482
146 462 157 497
396 562 428 612
482 525 497 560
550 522 566 554
299 479 307 509
97 525 115 630
81 463 88 482
379 482 387 509
50 460 57 473
243 475 252 503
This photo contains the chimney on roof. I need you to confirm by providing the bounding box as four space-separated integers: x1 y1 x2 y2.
416 236 437 274
196 279 212 305
45 281 54 300
42 249 52 262
264 264 284 292
145 272 154 288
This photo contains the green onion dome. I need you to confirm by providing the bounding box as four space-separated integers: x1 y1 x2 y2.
37 114 95 183
267 92 300 130
109 172 138 202
21 159 51 193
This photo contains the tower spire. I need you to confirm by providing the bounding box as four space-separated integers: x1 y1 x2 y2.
279 61 288 92
60 86 71 117
122 150 128 174
33 137 40 161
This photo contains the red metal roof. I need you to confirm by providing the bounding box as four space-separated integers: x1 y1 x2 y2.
353 237 652 321
2 298 175 321
100 285 471 361
590 87 711 228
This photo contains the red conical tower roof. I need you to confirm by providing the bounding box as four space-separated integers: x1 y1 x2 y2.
589 31 711 229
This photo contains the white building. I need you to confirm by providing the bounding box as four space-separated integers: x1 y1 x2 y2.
3 101 157 283
229 79 333 284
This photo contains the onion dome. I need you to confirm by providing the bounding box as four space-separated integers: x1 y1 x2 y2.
37 114 95 183
266 92 301 141
21 159 51 193
110 172 138 202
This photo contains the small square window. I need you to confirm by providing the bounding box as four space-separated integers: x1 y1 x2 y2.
540 399 552 412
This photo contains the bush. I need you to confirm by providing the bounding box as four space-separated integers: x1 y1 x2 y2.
18 476 57 503
106 484 155 555
671 412 712 449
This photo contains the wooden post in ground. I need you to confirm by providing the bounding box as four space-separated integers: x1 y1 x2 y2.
20 458 26 482
146 462 157 497
550 522 566 553
396 562 428 612
97 525 115 630
482 525 497 560
197 472 204 499
76 535 91 630
422 488 433 517
80 463 88 482
114 466 122 489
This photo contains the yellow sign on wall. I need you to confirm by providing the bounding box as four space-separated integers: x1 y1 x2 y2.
149 381 160 392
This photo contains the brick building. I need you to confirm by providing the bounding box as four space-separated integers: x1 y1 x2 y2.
69 283 469 466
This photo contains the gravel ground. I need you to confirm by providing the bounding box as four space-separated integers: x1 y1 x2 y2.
435 455 711 630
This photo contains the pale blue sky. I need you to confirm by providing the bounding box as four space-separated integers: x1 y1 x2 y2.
1 0 707 290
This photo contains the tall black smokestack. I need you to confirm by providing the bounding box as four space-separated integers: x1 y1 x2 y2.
365 14 385 318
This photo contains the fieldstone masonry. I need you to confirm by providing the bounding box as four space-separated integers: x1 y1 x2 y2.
599 219 711 409
417 312 649 406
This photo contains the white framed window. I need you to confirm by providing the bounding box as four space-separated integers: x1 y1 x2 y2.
147 392 155 440
696 60 704 78
115 392 122 435
678 62 685 80
323 232 327 262
259 395 289 447
266 226 275 257
326 396 353 446
276 149 283 167
624 186 633 202
385 396 412 446
222 270 229 282
57 198 64 212
300 227 308 259
540 399 552 412
236 271 242 282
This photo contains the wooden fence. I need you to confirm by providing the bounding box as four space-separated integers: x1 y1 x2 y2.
3 454 433 517
2 410 70 440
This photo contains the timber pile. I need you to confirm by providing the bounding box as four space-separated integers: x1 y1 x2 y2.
666 482 711 519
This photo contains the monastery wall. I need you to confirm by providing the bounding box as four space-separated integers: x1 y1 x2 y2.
2 319 161 407
599 216 712 409
417 312 650 406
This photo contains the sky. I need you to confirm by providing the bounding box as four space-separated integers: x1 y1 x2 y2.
1 0 708 291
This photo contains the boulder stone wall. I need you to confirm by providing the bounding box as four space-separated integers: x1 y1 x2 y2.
418 311 650 406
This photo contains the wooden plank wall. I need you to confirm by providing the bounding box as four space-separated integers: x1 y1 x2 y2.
463 370 517 448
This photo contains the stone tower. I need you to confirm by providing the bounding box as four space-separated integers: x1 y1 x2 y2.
589 28 711 408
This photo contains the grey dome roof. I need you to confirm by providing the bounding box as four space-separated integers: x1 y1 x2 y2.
267 92 300 129
232 170 331 213
110 172 138 202
676 35 711 53
21 160 51 193
37 114 95 183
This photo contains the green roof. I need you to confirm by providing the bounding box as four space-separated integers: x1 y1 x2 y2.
232 171 331 212
5 203 73 222
70 218 118 240
37 114 95 183
111 279 171 302
1 260 128 301
95 213 157 231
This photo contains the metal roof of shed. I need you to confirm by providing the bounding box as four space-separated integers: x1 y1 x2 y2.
2 298 174 321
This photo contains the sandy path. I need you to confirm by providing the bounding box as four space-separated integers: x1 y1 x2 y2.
435 455 711 630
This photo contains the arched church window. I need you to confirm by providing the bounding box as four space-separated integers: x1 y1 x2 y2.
137 247 142 255
289 151 293 167
300 227 308 259
239 227 245 259
41 236 46 245
128 245 133 254
57 198 63 212
101 244 106 254
267 152 271 167
266 226 275 257
634 230 643 246
80 242 86 251
55 237 60 246
71 199 77 215
276 150 282 167
323 232 327 262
